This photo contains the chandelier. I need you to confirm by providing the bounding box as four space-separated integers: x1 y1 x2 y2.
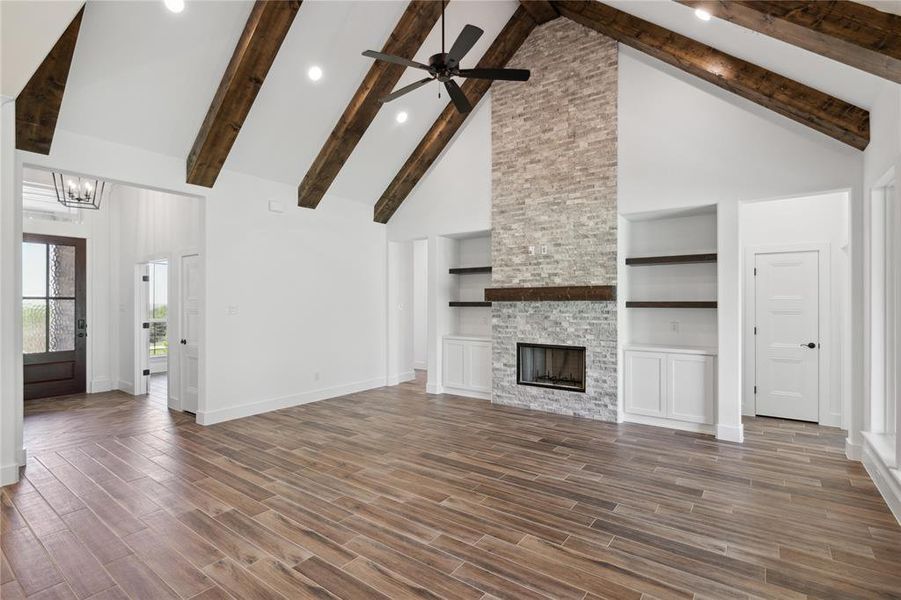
52 173 105 210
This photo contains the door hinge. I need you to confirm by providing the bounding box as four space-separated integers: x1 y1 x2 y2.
142 369 150 376
753 267 757 276
754 385 757 394
753 326 757 335
142 275 150 282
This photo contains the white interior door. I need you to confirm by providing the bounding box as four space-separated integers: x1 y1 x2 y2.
179 253 201 413
755 251 819 422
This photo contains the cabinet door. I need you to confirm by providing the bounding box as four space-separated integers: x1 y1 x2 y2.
667 354 714 424
625 351 666 417
443 340 466 388
467 342 492 392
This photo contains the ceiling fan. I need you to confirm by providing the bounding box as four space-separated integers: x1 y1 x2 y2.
362 4 530 114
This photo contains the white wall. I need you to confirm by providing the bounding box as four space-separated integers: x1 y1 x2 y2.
386 240 414 385
0 100 20 485
741 192 850 426
412 239 428 370
386 97 492 242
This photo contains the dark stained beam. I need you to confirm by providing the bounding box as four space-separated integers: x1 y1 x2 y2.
519 0 559 25
186 1 301 187
15 7 85 154
373 6 540 223
298 1 445 209
676 1 901 84
553 1 870 150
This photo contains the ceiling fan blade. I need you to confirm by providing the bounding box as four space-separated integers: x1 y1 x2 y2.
455 68 531 82
362 50 430 71
446 25 483 68
380 77 434 103
445 80 472 114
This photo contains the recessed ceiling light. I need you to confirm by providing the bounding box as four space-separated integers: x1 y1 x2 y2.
694 8 712 21
164 0 185 14
396 111 408 124
307 66 323 82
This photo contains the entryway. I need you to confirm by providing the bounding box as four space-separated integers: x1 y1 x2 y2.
22 234 86 399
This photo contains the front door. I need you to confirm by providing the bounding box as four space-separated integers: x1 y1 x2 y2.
754 250 819 422
22 234 87 400
179 253 201 413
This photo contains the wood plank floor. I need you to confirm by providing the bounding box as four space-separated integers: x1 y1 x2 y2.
3 372 900 599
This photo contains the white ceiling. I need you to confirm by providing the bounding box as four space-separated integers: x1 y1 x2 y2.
42 0 894 206
1 0 83 98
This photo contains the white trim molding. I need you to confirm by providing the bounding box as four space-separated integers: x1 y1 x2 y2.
624 413 715 436
195 376 387 426
441 386 490 401
861 433 901 525
387 370 416 386
716 423 744 443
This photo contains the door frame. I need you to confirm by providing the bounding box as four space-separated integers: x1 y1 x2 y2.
744 242 833 424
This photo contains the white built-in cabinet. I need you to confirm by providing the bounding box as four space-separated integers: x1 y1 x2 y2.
443 335 491 399
624 346 715 427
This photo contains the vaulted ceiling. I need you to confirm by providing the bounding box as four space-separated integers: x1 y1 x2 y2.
15 1 899 212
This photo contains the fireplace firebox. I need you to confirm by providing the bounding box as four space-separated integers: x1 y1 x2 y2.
517 343 586 392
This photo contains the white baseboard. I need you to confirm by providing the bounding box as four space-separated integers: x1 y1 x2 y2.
118 380 135 395
90 377 113 393
0 462 19 487
386 370 416 386
861 436 901 525
846 437 863 461
624 413 714 435
441 386 490 401
819 412 842 428
716 423 744 443
196 376 387 426
426 382 443 394
413 361 427 371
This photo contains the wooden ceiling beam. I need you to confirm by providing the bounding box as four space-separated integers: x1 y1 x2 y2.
675 1 901 84
519 0 560 25
373 6 540 223
186 1 301 188
15 7 85 155
298 1 445 209
553 0 870 150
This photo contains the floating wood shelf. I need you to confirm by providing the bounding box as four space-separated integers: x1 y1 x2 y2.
449 301 492 308
625 253 717 266
626 301 717 309
449 266 492 275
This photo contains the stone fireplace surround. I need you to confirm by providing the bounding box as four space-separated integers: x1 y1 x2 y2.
488 18 618 422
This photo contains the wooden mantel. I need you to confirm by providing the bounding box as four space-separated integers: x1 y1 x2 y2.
485 285 617 302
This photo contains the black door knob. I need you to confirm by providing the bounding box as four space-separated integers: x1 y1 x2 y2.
180 339 187 345
801 342 817 349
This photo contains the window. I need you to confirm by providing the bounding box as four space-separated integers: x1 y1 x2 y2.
147 262 168 357
22 241 77 354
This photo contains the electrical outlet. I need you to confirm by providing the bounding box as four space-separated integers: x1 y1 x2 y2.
540 245 548 255
227 305 239 316
528 245 536 255
670 320 680 333
314 371 320 382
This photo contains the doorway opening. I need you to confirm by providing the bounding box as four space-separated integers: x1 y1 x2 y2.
742 191 850 426
136 260 169 406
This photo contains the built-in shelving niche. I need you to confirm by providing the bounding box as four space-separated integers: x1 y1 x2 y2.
621 206 718 349
446 234 492 339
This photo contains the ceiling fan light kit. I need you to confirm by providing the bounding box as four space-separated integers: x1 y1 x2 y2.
362 4 531 114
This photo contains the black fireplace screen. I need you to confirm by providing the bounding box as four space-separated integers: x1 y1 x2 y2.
517 343 586 392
